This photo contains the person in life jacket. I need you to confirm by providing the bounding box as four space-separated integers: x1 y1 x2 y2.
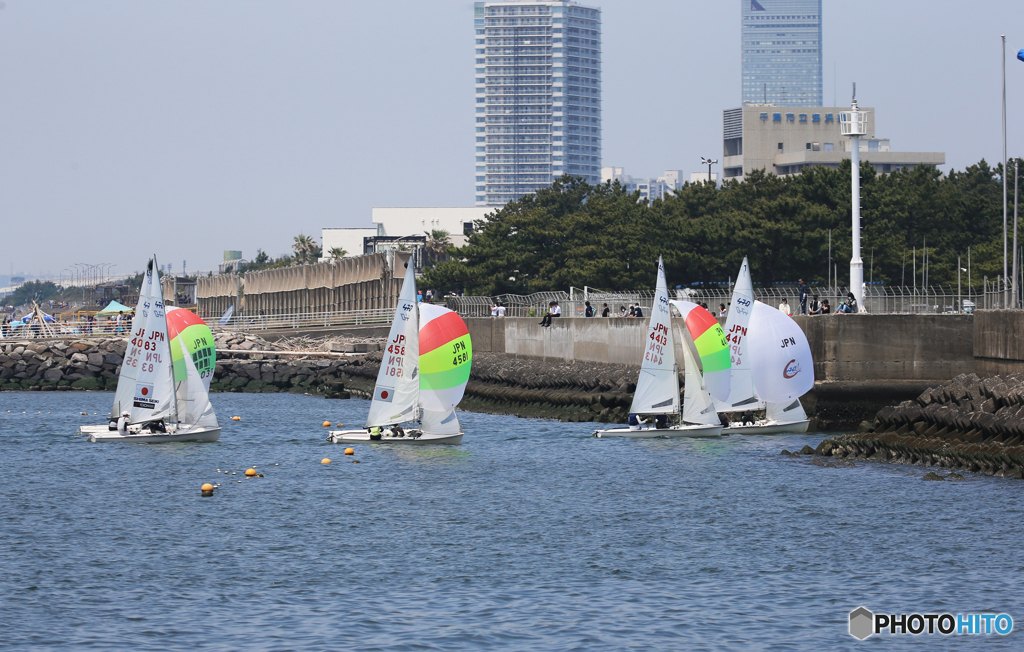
628 414 646 431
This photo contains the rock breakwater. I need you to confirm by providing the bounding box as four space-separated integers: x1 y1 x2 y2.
813 373 1024 480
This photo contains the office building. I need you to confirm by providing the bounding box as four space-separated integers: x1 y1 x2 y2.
742 0 822 106
475 1 602 206
721 105 945 181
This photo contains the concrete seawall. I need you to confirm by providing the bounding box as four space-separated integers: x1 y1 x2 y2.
467 313 978 383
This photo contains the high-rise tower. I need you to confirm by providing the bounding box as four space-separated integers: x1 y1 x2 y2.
474 1 602 206
741 0 822 106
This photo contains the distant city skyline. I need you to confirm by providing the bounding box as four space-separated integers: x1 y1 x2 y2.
0 1 1020 275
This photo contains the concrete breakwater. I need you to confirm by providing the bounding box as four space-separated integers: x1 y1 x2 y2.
813 373 1024 479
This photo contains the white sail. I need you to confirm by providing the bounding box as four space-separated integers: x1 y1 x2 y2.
421 408 461 435
681 332 720 426
115 258 176 424
110 263 152 418
175 335 219 429
365 262 420 427
714 257 764 412
766 398 807 422
629 256 679 415
748 301 815 403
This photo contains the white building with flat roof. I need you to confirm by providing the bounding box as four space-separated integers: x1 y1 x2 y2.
322 207 494 265
601 167 692 201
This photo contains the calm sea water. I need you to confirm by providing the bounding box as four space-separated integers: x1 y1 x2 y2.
1 391 1022 651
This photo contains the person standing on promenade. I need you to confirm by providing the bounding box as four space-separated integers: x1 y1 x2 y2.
778 298 792 315
798 279 808 314
495 303 506 317
584 301 594 317
601 303 610 317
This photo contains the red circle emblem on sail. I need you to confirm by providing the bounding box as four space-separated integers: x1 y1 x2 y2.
380 390 389 399
141 387 149 396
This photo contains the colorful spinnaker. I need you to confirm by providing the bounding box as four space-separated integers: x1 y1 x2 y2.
418 303 472 412
668 300 731 402
167 306 216 390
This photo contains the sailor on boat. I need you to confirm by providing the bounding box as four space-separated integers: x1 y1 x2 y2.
116 411 130 433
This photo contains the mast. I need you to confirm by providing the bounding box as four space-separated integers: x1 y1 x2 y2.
153 255 179 426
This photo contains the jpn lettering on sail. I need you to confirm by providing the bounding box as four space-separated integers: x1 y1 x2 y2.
128 258 174 423
366 262 420 427
419 303 472 412
669 300 731 402
715 257 762 412
174 333 218 429
630 257 678 415
748 301 814 403
111 262 153 419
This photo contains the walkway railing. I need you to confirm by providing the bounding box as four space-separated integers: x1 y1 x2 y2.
449 285 985 317
0 307 396 340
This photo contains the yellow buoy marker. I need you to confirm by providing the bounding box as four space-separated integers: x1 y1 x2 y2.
344 448 355 456
321 458 331 464
232 416 241 421
201 483 215 497
323 421 331 427
245 468 257 477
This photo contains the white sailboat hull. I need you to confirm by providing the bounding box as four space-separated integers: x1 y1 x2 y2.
327 429 464 445
722 419 810 435
80 424 221 443
592 424 723 439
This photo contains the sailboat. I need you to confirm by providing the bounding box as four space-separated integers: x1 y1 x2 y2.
328 262 471 445
592 258 728 438
79 257 221 443
715 257 811 434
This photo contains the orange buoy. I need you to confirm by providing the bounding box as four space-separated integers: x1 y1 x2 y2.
201 483 214 497
231 416 241 421
321 458 331 464
323 421 331 427
245 468 257 477
344 448 355 456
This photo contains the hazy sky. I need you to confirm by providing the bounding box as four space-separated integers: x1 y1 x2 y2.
1 0 1022 278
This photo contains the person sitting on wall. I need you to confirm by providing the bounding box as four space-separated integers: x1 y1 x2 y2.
821 299 831 314
633 303 644 319
808 295 822 315
539 301 561 327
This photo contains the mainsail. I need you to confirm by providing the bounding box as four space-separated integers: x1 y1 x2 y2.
714 257 763 412
747 301 815 403
629 256 679 415
366 262 420 428
113 258 175 424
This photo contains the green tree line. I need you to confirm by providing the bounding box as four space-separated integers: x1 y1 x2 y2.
423 159 1021 294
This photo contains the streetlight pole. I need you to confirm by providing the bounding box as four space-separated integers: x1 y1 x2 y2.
700 157 718 186
1003 35 1008 308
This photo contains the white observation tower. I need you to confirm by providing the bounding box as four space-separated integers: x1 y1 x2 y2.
839 85 869 312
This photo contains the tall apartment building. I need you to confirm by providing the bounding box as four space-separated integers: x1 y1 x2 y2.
741 0 822 107
474 1 602 206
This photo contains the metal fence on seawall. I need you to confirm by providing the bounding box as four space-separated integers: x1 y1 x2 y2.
449 285 985 318
0 308 396 340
